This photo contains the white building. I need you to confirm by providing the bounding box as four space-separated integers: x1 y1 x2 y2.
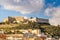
6 34 23 40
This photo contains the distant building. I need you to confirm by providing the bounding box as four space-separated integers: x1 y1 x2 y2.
3 16 25 23
3 16 49 24
28 17 36 22
6 34 23 40
29 17 49 24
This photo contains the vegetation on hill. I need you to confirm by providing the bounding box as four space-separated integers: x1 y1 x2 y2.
41 26 60 38
0 21 60 38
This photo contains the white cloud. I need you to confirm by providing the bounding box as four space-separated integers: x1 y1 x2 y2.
45 7 60 26
0 0 44 14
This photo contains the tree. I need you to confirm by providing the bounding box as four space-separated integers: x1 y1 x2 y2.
43 26 60 38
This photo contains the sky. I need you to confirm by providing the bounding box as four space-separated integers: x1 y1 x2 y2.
0 0 60 26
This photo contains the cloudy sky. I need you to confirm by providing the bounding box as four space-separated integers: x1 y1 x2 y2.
0 0 60 26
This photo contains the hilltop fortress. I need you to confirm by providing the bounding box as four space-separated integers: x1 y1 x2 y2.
3 16 49 24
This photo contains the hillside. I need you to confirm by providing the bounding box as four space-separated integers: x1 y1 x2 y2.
0 21 60 38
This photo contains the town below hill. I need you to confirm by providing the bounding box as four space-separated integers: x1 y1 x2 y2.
0 16 60 40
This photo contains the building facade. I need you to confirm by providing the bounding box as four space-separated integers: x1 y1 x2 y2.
29 17 49 24
3 16 49 24
3 16 25 23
